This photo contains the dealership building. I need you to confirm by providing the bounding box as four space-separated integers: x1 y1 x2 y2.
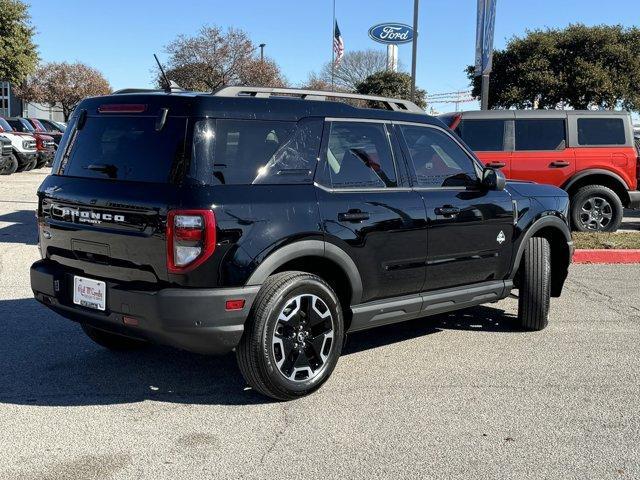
0 80 64 121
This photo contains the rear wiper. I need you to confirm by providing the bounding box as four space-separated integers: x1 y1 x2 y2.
85 163 118 179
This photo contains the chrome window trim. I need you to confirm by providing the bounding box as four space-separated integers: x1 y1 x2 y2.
314 182 413 193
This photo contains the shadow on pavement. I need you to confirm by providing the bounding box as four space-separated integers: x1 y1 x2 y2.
622 209 640 231
0 210 37 245
0 297 520 407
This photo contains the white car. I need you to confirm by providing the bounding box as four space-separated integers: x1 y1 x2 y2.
0 117 37 171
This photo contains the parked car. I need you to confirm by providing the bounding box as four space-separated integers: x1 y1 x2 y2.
35 118 66 134
26 118 64 146
31 87 573 400
0 136 16 175
0 117 38 171
439 110 640 232
4 117 56 168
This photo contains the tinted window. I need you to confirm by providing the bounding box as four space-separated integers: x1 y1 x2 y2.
400 125 478 188
61 116 187 183
577 118 626 145
191 118 321 185
0 118 13 132
457 119 505 151
515 119 566 150
324 122 397 188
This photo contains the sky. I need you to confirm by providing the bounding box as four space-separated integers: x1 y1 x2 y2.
27 0 640 112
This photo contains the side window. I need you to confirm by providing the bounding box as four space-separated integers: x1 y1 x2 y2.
400 125 478 188
577 118 626 146
515 119 566 151
324 122 397 188
457 119 505 151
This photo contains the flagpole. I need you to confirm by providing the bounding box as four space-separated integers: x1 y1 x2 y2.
331 0 336 91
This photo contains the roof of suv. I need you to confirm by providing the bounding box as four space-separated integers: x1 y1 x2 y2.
440 109 632 120
79 87 441 126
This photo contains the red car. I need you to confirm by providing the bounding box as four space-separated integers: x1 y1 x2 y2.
439 110 640 232
25 118 64 146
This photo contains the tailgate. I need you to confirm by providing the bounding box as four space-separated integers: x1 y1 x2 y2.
38 176 182 284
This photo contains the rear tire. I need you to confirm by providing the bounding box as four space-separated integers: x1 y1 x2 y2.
570 185 623 232
236 271 344 401
517 237 551 331
81 324 147 351
0 154 18 175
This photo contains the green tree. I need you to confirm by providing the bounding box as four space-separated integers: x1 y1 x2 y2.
356 71 426 109
0 0 38 84
467 24 640 111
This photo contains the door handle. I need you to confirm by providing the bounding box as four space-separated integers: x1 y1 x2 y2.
338 210 370 222
550 161 570 168
487 161 506 168
434 206 461 217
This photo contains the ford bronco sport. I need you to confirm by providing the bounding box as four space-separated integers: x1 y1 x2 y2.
439 110 640 232
0 117 38 172
31 87 573 400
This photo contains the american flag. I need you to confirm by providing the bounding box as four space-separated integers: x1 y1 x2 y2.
333 20 344 65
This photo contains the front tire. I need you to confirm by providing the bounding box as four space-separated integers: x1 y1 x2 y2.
236 272 344 401
517 237 551 331
0 154 18 175
570 185 623 232
81 324 148 351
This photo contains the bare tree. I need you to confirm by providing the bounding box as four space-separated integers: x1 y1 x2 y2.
159 25 287 91
317 49 401 91
16 62 111 120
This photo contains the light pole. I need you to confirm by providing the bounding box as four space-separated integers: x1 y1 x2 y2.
259 43 266 61
410 0 419 102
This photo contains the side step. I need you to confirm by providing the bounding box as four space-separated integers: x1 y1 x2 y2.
349 280 512 332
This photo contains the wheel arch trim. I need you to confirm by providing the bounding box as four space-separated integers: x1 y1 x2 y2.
562 169 630 192
246 240 364 304
509 215 572 281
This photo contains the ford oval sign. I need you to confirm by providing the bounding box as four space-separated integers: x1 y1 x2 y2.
368 23 414 45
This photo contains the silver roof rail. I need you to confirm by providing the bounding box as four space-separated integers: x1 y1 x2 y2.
213 86 424 113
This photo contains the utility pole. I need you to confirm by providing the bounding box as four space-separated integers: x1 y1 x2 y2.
410 0 419 102
259 43 266 61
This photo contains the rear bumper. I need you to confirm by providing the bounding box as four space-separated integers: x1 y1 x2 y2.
627 190 640 209
30 259 259 355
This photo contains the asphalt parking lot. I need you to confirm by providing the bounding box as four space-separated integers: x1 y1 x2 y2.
1 170 639 480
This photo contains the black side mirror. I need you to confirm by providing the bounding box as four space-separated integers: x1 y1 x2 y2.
481 167 506 191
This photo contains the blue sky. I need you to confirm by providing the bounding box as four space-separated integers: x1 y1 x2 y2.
28 0 640 109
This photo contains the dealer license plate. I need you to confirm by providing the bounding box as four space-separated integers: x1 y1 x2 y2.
73 276 106 311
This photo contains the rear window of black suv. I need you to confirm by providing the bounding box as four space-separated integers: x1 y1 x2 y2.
60 115 187 183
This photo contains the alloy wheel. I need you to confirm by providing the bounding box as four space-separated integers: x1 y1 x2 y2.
271 294 335 382
579 196 613 231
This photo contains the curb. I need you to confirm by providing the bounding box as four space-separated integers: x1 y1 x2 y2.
573 249 640 264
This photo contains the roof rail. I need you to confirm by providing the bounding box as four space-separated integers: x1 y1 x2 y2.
213 86 424 113
112 88 162 95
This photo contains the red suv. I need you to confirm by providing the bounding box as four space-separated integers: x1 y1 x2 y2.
439 110 640 232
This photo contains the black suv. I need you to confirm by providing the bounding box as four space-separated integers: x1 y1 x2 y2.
31 87 573 400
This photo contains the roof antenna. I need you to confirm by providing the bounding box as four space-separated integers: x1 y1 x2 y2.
154 53 175 93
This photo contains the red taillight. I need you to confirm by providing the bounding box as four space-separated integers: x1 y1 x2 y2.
98 104 147 114
166 210 216 274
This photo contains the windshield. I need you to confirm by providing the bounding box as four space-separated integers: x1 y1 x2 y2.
59 115 187 183
0 118 14 132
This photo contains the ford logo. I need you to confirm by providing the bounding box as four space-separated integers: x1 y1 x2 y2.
368 23 414 45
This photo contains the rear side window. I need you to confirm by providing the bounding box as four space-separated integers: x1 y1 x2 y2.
515 119 566 151
61 116 187 183
400 125 478 188
577 118 626 145
457 119 505 151
323 122 397 188
190 119 322 185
